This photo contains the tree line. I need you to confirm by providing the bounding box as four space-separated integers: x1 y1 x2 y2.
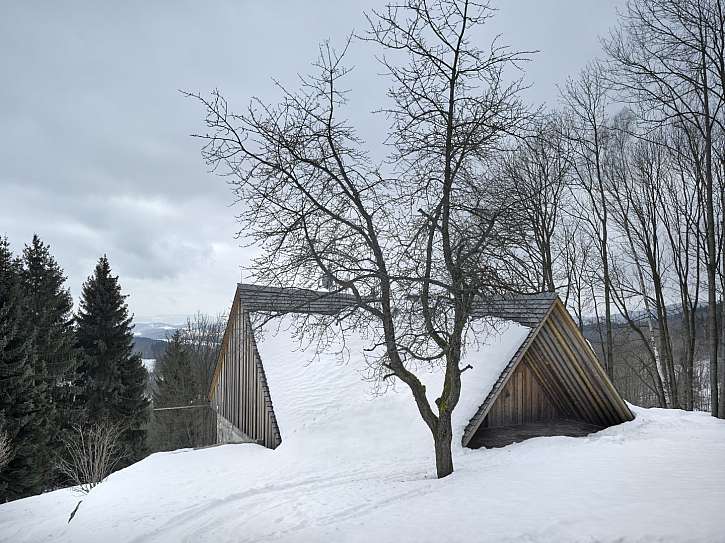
0 235 148 501
502 0 725 417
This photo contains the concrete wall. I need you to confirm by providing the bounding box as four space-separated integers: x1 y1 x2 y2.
216 412 255 444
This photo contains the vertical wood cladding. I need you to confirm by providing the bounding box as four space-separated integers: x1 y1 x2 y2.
208 285 633 451
485 361 560 427
210 290 281 449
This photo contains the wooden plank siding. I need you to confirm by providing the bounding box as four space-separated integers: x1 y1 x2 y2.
209 286 281 449
462 298 558 445
484 361 560 427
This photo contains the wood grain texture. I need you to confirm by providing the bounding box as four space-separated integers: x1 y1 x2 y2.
208 285 633 451
209 287 281 449
462 297 634 447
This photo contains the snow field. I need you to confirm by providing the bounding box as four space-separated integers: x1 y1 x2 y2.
1 318 724 542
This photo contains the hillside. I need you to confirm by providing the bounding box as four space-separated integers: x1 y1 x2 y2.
132 336 167 360
1 318 724 542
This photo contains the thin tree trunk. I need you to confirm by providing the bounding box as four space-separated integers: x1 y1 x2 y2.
697 29 720 417
599 221 614 381
719 295 725 417
683 304 696 410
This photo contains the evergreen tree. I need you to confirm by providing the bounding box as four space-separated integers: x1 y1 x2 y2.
74 256 149 464
151 330 209 450
0 237 44 500
20 235 77 486
153 330 198 407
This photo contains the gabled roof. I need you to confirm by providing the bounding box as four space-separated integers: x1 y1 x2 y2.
236 283 360 315
471 292 558 327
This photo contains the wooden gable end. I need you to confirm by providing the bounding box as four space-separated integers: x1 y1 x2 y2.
484 360 561 428
209 285 281 449
463 297 634 448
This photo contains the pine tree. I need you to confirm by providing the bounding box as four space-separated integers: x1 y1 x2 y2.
20 235 77 486
74 256 149 464
151 330 209 450
153 330 204 406
0 237 45 500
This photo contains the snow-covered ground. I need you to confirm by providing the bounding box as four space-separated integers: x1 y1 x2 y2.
2 319 724 543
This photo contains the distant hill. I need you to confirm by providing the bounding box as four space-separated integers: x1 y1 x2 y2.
132 321 182 340
132 336 167 359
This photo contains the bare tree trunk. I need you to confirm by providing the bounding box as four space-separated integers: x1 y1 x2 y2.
702 70 719 416
433 416 454 478
633 249 668 406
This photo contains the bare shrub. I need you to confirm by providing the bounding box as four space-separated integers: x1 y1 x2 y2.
56 422 126 493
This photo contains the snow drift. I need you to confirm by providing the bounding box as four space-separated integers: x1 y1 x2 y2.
1 318 724 543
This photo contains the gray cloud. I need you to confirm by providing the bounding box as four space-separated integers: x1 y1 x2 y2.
0 0 624 319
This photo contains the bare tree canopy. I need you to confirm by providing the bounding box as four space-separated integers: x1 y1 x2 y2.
604 0 725 416
188 0 533 477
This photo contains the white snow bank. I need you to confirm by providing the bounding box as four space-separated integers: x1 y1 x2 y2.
2 407 724 543
2 318 724 543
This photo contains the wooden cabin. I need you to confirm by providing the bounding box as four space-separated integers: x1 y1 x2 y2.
463 294 634 448
208 284 633 450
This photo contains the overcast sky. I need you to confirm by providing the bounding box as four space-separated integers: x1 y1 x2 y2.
0 0 624 322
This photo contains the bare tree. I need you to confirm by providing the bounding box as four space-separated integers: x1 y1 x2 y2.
562 62 616 380
605 0 725 417
561 218 596 331
604 117 672 406
501 114 573 293
0 431 12 471
180 312 226 394
658 125 703 410
187 0 531 477
56 422 125 493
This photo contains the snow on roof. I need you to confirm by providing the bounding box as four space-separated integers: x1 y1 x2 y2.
255 317 530 458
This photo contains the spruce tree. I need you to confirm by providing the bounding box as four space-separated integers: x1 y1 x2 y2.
151 331 209 450
0 237 45 500
75 256 149 465
153 330 195 408
20 235 77 486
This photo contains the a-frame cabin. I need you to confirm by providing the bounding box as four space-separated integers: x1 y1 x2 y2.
209 284 634 450
463 294 634 448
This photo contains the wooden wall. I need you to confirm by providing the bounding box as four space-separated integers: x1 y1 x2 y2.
523 302 633 427
210 289 281 449
484 361 560 427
